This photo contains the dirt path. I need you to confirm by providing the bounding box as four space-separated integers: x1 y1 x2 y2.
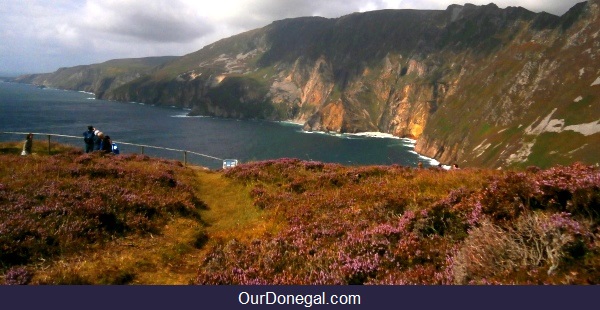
31 168 269 285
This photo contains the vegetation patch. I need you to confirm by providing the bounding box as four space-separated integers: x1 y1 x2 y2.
2 144 598 285
0 144 207 284
196 159 600 284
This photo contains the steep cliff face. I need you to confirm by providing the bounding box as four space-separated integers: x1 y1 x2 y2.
13 57 177 97
18 1 599 168
415 0 600 168
101 9 450 128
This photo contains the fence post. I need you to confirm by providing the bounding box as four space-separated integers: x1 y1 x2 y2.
183 151 187 166
47 135 51 155
141 146 144 155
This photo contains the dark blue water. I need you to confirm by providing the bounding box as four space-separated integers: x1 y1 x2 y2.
0 82 438 169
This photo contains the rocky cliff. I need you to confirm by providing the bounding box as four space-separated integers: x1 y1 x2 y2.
13 57 177 97
415 0 600 168
17 1 599 168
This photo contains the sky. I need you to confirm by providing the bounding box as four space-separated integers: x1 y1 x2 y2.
0 0 585 75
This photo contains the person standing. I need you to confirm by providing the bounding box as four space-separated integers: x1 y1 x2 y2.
101 135 113 153
93 129 103 151
83 126 95 153
21 133 33 155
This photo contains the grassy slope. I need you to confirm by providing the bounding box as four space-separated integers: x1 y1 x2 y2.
30 169 271 285
14 57 179 97
421 4 600 169
197 160 600 285
1 142 599 285
0 142 270 284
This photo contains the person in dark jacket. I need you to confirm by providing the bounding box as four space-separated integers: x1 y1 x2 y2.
83 126 95 153
101 135 113 153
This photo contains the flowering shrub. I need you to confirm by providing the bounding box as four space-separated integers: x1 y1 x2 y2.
0 151 203 271
3 266 33 285
197 160 600 284
2 150 598 285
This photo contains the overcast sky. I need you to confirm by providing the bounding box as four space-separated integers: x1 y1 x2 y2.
0 0 585 75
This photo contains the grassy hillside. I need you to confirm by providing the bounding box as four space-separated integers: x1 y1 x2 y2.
0 142 272 284
12 56 178 97
12 2 598 169
1 142 599 284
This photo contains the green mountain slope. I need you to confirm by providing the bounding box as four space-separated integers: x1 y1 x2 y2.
13 56 178 97
415 1 600 168
16 1 600 168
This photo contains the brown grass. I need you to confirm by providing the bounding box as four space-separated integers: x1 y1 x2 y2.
31 171 274 285
3 143 598 285
0 142 272 284
194 170 279 241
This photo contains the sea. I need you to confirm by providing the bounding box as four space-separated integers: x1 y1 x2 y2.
0 81 439 170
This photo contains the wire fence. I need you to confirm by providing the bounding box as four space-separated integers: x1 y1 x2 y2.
0 131 226 168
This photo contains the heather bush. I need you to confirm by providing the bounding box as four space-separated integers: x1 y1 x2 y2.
4 266 33 285
535 163 600 220
196 160 600 285
8 150 596 284
0 152 204 271
452 212 592 284
199 160 471 284
477 172 539 223
446 163 600 284
471 163 600 226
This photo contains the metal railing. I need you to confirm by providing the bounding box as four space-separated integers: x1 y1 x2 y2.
1 131 224 167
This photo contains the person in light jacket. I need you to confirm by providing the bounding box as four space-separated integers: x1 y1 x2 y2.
93 130 103 151
21 133 33 155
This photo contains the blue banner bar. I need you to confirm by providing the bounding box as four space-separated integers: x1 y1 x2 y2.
0 286 597 309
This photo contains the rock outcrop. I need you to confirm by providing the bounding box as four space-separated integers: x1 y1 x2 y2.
16 1 600 168
13 57 177 97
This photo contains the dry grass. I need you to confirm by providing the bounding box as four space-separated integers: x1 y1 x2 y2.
194 170 279 241
3 143 599 285
0 142 273 285
29 170 274 285
33 217 204 284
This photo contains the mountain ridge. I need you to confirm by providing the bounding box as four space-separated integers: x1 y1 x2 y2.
12 56 178 97
13 1 599 168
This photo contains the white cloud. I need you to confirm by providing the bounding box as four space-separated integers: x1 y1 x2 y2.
0 0 585 74
80 0 213 43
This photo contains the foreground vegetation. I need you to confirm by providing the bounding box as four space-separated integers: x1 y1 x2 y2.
197 159 600 284
1 142 599 284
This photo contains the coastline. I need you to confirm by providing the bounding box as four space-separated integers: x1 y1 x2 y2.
287 126 443 168
167 112 442 167
3 81 442 169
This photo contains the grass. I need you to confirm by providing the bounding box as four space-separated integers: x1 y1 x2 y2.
197 160 600 284
2 143 599 285
0 140 75 156
32 217 204 284
194 170 278 241
525 132 596 168
0 142 269 285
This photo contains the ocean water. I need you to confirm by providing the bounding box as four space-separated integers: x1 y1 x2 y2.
0 82 438 169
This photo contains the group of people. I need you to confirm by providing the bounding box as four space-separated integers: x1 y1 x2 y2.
18 127 119 156
83 125 119 154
